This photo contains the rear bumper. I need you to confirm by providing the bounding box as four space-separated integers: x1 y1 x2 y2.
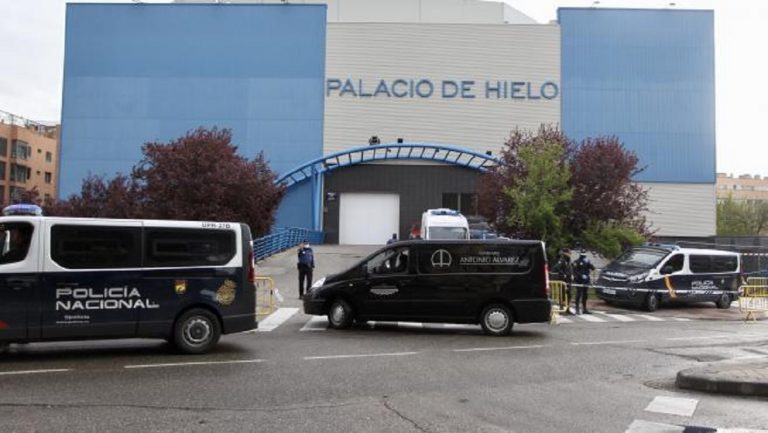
510 299 551 324
222 313 257 334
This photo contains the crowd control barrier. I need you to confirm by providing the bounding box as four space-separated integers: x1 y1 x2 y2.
549 280 570 324
255 276 277 316
739 278 768 322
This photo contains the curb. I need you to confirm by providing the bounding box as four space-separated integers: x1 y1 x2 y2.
676 363 768 397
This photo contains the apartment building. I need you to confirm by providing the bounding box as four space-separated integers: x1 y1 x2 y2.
0 110 59 206
716 173 768 202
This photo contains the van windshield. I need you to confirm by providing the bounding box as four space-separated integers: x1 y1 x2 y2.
0 222 34 265
613 248 669 269
428 227 467 240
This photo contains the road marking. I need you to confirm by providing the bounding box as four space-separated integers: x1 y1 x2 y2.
256 307 299 332
0 369 72 376
624 419 685 433
671 317 691 321
557 316 573 324
665 335 721 341
571 339 646 346
453 344 548 352
644 395 698 417
632 314 664 322
304 351 418 361
576 314 606 322
300 316 328 331
597 313 636 322
124 359 266 369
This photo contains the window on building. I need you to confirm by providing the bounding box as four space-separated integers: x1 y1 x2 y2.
0 137 7 157
51 225 141 269
44 172 52 184
9 164 29 183
0 162 5 181
441 193 478 216
45 151 52 163
10 140 31 160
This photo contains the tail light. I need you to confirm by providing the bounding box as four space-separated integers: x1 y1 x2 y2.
544 262 551 298
248 250 256 283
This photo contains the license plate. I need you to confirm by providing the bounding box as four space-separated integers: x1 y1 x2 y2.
603 288 616 295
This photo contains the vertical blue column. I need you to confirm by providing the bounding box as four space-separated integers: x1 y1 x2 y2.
311 167 324 231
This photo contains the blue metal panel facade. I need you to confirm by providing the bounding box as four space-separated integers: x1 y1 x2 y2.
61 4 326 228
559 8 715 183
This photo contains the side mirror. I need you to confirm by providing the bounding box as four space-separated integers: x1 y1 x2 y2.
661 266 674 275
360 264 369 278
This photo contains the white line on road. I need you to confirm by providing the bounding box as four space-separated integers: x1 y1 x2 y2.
644 395 698 417
632 314 665 322
665 335 722 341
304 351 419 361
452 344 548 352
256 307 299 332
671 317 691 321
0 369 72 376
556 316 573 324
300 316 328 331
576 314 607 322
596 313 636 322
124 359 266 369
571 340 646 346
624 419 685 433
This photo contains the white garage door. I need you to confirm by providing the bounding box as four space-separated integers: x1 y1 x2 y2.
339 193 400 245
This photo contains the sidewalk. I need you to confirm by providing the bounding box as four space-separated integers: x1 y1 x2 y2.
677 362 768 397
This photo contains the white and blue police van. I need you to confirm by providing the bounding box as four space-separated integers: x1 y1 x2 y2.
0 205 256 354
420 209 470 240
596 244 741 312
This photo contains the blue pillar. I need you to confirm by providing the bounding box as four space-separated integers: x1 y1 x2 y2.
311 167 324 231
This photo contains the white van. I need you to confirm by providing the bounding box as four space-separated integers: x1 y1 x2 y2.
420 209 470 240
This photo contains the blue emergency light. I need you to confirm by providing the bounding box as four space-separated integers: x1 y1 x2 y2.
2 204 43 216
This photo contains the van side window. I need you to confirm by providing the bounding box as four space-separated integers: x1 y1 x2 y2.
0 222 34 265
661 254 684 274
366 247 409 275
689 255 711 273
51 225 141 269
144 228 235 267
712 255 738 273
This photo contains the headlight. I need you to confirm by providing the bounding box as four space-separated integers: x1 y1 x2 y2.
628 272 649 283
311 277 326 289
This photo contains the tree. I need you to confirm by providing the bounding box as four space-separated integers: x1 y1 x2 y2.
49 127 285 237
478 125 648 258
717 195 768 236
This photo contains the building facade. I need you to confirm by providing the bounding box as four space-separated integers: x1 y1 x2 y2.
0 110 59 206
60 1 717 244
716 173 768 202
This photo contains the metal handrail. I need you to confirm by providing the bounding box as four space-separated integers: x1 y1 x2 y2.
252 227 324 261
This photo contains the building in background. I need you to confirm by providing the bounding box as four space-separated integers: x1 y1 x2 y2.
0 110 59 205
60 1 717 243
716 173 768 202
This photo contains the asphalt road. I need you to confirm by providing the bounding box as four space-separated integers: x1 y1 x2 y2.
2 245 767 433
2 315 767 433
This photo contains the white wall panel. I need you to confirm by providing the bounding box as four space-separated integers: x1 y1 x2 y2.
640 182 716 237
325 23 560 156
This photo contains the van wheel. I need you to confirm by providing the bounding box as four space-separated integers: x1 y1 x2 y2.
716 293 731 309
328 299 353 329
644 294 659 312
480 304 514 336
173 309 221 354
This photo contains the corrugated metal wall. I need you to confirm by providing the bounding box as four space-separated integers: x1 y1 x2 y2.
324 23 561 155
640 182 716 237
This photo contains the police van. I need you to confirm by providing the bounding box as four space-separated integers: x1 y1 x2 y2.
420 209 470 240
303 240 551 336
596 245 741 311
0 208 256 354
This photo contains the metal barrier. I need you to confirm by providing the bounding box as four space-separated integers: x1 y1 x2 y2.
549 280 571 324
253 227 324 261
255 276 277 316
739 283 768 322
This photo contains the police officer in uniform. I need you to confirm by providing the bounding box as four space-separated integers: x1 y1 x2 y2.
297 239 315 299
572 250 595 314
552 248 574 314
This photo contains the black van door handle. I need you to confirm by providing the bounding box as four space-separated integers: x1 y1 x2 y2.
396 279 414 286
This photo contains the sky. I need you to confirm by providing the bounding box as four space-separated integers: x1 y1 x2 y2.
0 0 765 176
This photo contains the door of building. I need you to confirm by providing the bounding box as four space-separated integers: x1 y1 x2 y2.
339 193 399 245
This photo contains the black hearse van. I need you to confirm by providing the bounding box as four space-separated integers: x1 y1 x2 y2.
596 245 741 311
0 213 256 354
303 240 550 336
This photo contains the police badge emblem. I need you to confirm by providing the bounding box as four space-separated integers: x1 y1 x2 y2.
216 280 237 306
175 280 187 295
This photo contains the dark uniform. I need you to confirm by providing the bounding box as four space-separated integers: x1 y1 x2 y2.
297 241 315 299
551 251 574 314
572 253 595 314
